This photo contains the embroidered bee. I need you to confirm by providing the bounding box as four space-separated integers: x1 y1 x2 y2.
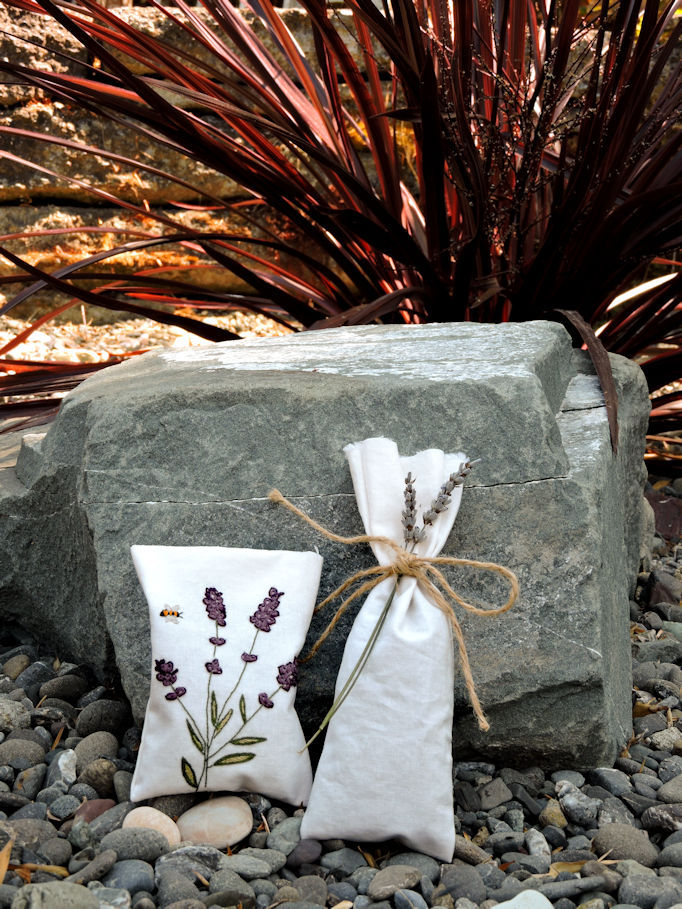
160 606 183 624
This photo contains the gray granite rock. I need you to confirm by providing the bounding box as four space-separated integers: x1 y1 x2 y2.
0 323 650 766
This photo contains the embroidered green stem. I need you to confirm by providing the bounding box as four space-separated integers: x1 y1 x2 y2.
302 581 398 751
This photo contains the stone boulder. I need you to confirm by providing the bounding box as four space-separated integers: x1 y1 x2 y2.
0 322 651 767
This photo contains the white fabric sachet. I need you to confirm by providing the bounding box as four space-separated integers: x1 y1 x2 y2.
300 437 467 861
129 545 322 805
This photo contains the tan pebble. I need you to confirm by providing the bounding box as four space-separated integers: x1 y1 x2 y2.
538 797 568 828
2 654 31 680
123 806 182 845
175 795 252 848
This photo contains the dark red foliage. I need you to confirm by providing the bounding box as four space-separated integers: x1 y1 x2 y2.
0 0 680 439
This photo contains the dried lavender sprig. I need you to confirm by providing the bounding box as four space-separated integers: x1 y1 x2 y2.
422 458 481 526
402 472 425 545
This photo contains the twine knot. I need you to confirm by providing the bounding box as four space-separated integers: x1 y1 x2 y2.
390 550 423 578
268 488 519 734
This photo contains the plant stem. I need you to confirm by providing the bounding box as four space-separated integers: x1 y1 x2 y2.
302 580 399 751
208 685 282 763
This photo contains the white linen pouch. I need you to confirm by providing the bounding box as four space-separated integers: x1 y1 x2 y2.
129 545 322 806
300 437 466 861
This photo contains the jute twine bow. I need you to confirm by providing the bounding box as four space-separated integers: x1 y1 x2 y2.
269 489 519 732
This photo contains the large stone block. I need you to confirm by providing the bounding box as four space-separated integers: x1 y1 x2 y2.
0 322 651 768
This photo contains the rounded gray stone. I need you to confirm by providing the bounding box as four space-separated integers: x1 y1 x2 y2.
76 758 118 798
294 875 328 905
286 838 322 868
252 880 277 899
38 674 89 702
236 846 286 873
74 732 120 774
590 768 634 797
618 875 682 909
321 847 368 876
434 866 486 905
37 836 72 867
156 870 202 907
266 816 302 855
208 868 256 902
384 852 441 883
218 854 272 880
75 700 131 738
0 818 57 849
47 793 81 820
13 764 47 801
592 824 660 867
8 880 100 908
102 859 156 894
657 844 682 868
658 776 682 804
368 866 422 900
347 867 379 895
328 882 357 903
100 827 170 862
0 740 44 767
394 889 429 909
113 770 132 803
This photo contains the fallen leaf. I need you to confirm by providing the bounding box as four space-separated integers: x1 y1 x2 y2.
51 725 66 750
633 701 665 717
548 861 589 875
0 837 15 883
359 849 377 868
8 863 69 878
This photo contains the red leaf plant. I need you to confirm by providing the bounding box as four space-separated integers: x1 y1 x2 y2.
0 0 680 445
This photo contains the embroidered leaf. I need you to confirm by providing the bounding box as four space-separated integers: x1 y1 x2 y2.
211 692 218 727
239 694 247 723
186 720 204 755
214 752 255 766
216 708 233 734
181 757 198 789
230 736 266 745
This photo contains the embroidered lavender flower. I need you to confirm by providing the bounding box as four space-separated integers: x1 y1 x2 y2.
158 581 291 790
203 587 226 626
250 587 284 632
165 687 186 701
155 658 178 686
276 660 298 691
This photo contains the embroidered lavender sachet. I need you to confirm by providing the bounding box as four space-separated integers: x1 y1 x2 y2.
129 545 322 805
300 438 466 861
